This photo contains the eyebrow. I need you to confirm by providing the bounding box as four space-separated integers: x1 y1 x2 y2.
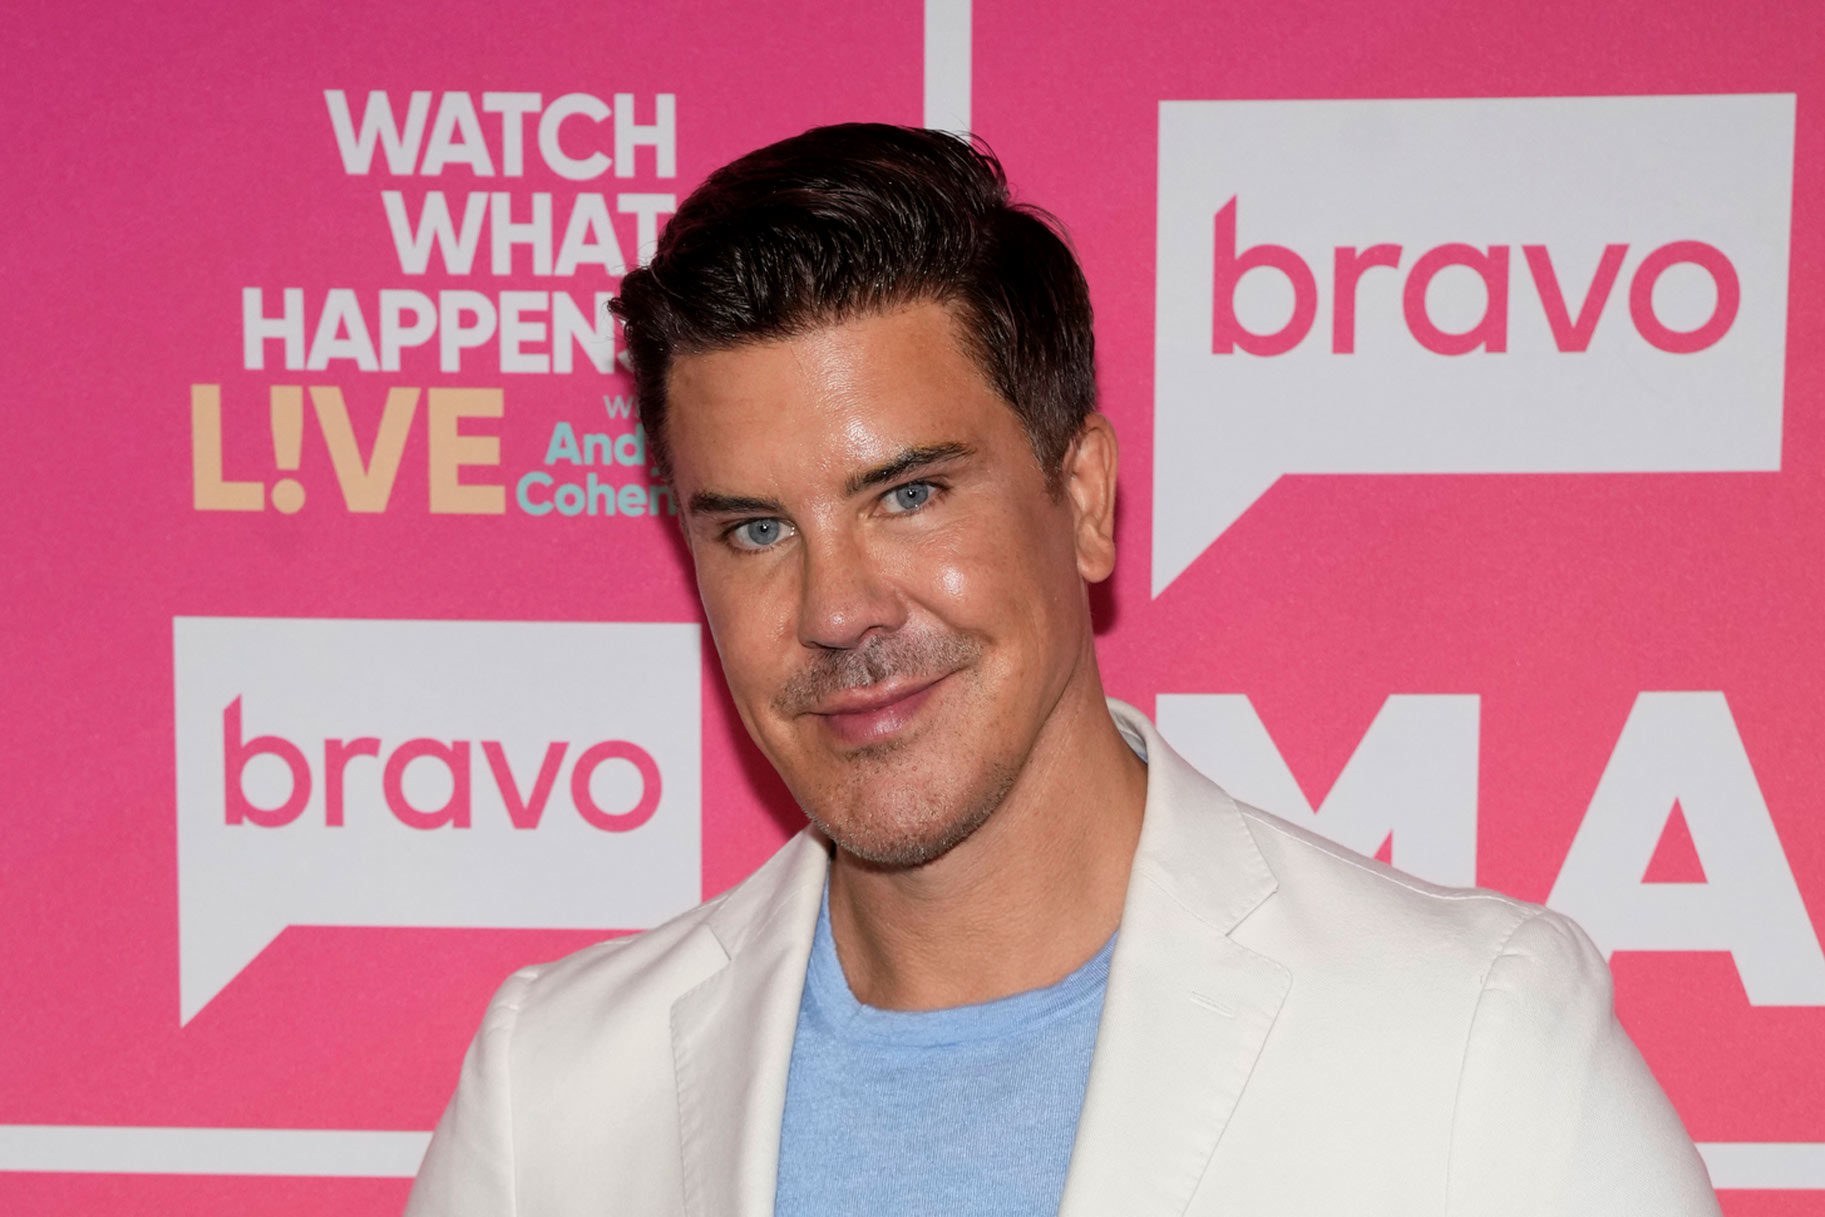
687 489 784 517
687 442 977 519
843 442 975 497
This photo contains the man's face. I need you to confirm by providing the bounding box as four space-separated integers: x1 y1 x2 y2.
665 300 1108 867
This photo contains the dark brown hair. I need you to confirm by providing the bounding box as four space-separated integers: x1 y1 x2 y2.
609 123 1097 488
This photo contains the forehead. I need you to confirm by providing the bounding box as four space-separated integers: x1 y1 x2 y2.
663 301 1017 494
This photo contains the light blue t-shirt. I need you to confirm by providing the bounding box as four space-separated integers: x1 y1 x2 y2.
774 886 1114 1217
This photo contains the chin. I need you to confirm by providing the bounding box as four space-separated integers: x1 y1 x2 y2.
799 753 1019 870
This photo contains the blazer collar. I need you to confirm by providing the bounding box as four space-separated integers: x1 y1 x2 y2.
1057 701 1291 1217
1107 698 1280 933
672 829 829 1217
669 700 1289 1217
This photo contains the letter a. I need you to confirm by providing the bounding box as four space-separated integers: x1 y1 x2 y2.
1549 692 1825 1006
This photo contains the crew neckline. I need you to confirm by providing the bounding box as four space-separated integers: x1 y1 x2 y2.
802 883 1117 1049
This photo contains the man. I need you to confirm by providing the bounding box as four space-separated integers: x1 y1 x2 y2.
406 125 1719 1216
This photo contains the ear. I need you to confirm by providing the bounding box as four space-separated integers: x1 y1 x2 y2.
1062 414 1119 583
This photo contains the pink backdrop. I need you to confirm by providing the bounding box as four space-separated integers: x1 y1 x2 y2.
2 1 1820 1213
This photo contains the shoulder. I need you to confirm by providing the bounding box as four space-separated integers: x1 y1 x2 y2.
1234 798 1554 964
1117 696 1560 974
1222 804 1684 1181
477 828 826 1046
1227 799 1615 1039
1222 813 1712 1210
493 894 729 1036
406 891 734 1216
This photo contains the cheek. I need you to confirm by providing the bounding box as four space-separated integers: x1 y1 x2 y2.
697 563 795 696
911 504 1071 635
899 527 996 623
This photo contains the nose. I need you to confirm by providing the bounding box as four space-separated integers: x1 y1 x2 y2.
796 527 905 651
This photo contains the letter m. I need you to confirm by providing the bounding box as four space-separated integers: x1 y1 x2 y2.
1157 694 1479 886
324 90 432 174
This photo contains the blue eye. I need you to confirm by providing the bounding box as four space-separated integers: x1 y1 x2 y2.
731 518 787 549
887 482 933 513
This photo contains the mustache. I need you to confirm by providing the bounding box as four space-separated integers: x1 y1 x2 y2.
773 629 981 715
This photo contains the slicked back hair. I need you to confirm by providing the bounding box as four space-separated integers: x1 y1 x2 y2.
609 123 1097 490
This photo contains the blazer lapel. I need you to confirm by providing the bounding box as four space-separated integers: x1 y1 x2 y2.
1057 703 1291 1217
671 831 829 1217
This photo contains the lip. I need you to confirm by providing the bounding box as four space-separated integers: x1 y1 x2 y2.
809 673 948 747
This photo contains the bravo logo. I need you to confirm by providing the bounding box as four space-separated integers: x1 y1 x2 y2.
173 617 700 1023
1152 94 1795 594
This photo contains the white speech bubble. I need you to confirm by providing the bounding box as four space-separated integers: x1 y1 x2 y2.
1152 94 1794 595
173 617 700 1024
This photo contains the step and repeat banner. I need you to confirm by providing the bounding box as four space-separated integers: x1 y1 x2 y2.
2 0 1819 1212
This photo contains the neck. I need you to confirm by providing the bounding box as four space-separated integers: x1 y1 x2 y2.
824 658 1148 1010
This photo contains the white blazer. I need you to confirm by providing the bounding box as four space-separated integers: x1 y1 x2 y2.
406 701 1720 1216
